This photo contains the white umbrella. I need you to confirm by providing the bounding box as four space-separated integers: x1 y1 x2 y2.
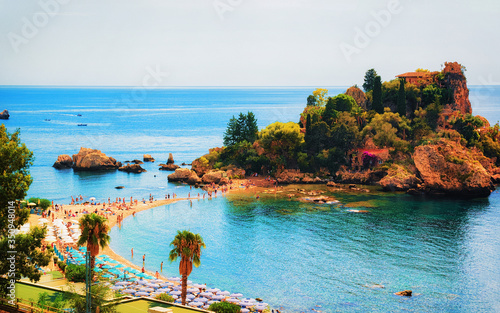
70 219 80 224
217 291 230 296
38 218 49 224
89 197 96 201
28 202 37 206
170 290 181 296
44 237 57 243
197 297 209 303
168 277 181 282
230 293 243 298
187 287 198 293
186 294 195 300
193 283 206 289
69 224 80 229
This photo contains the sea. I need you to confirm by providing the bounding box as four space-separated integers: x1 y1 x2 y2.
1 86 500 312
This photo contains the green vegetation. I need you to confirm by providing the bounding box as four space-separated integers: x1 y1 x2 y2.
193 63 500 180
154 293 175 302
68 283 118 313
65 264 86 282
169 230 205 306
208 301 242 313
0 125 51 284
27 197 51 210
223 112 258 146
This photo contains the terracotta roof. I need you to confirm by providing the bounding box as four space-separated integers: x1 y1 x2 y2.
396 72 428 78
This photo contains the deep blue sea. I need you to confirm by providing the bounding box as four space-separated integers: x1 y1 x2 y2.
2 86 500 312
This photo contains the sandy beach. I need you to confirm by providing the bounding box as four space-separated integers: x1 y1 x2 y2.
29 178 264 284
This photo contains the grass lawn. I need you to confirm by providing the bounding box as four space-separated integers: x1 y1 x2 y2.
47 271 64 279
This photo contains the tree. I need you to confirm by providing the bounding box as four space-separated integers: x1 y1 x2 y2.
327 94 358 113
363 69 378 92
306 95 316 106
372 76 383 113
77 213 110 274
312 88 328 106
397 78 406 117
0 125 51 283
169 230 206 306
223 112 258 146
223 116 241 146
259 122 305 170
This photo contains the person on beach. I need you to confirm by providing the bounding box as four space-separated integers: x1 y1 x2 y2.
141 266 145 273
131 248 133 258
155 271 159 279
161 261 163 272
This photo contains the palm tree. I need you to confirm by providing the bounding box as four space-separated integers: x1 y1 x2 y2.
168 230 206 305
77 213 110 274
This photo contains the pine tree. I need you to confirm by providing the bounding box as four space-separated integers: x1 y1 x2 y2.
363 69 378 92
397 78 406 117
244 112 258 143
223 112 258 146
372 76 383 114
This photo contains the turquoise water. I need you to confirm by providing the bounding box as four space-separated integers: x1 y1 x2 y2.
2 86 500 312
109 190 500 312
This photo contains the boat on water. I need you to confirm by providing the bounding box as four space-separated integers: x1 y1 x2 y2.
77 124 87 126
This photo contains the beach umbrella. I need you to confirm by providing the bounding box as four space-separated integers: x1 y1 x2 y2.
62 238 74 244
136 279 148 285
200 292 213 298
193 283 206 289
203 305 210 310
115 281 130 286
160 282 173 288
140 287 155 293
53 218 64 224
187 287 198 293
207 288 220 293
128 278 138 282
89 197 96 201
231 293 244 298
217 291 230 296
207 300 220 305
226 298 240 304
186 294 195 300
135 273 147 278
70 219 80 224
114 264 124 268
44 237 57 243
129 269 140 274
38 218 49 224
110 285 124 290
168 277 181 282
172 285 181 291
146 283 160 289
122 289 135 294
122 267 134 272
102 274 115 279
69 224 80 229
189 301 203 308
144 275 155 280
170 290 181 296
28 202 36 206
197 297 209 303
101 264 112 269
241 309 250 313
211 295 224 301
150 279 163 284
135 291 149 297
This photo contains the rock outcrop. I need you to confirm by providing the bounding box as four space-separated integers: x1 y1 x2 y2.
379 164 421 191
143 154 155 162
442 62 472 115
345 86 368 110
395 290 412 297
132 159 144 165
168 168 201 185
413 139 494 197
52 154 73 169
0 110 9 120
167 153 175 165
159 153 180 170
118 164 146 173
72 148 121 171
276 169 326 184
201 171 226 184
159 163 180 171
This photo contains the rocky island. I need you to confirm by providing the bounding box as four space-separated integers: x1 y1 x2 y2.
185 62 500 198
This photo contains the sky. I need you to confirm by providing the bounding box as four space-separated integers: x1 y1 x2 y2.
1 0 499 86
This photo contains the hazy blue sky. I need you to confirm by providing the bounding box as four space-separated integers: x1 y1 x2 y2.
1 0 499 86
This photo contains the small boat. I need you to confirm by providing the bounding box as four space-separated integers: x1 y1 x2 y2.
44 119 51 121
77 124 87 126
77 114 82 116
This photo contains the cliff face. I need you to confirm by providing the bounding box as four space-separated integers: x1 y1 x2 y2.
72 148 121 171
412 139 494 197
442 62 471 115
